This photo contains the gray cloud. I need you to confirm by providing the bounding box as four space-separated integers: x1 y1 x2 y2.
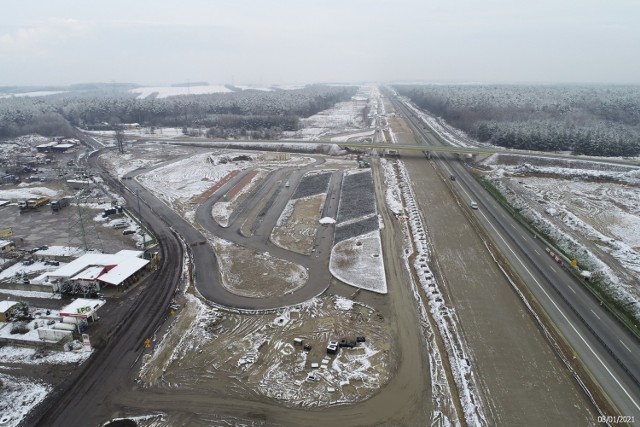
1 0 639 86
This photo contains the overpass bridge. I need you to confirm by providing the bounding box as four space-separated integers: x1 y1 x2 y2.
334 142 500 155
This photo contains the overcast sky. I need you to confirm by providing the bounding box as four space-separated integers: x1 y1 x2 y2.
1 0 639 87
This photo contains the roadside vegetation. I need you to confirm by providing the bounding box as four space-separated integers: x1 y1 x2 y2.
477 173 640 335
0 84 357 140
394 84 640 157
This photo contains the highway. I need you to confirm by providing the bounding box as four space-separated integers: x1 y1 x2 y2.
388 91 640 419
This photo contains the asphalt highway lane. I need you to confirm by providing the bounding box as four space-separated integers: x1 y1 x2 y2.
390 92 640 418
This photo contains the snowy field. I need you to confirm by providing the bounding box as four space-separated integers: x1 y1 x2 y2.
0 91 66 99
329 230 387 294
284 85 377 141
484 155 640 318
136 152 246 211
0 373 51 427
129 85 232 99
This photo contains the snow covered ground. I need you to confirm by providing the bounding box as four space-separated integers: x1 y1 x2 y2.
140 292 392 408
329 230 387 294
0 373 51 427
484 155 640 319
136 152 246 211
129 85 232 99
0 316 91 426
283 85 376 141
381 158 486 425
0 91 66 99
399 97 477 148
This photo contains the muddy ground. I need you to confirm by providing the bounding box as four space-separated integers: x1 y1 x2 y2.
271 194 326 255
381 96 598 425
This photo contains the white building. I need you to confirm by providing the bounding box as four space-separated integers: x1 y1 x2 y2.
0 240 15 253
48 250 149 291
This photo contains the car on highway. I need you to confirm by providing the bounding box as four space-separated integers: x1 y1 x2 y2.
470 201 478 209
450 175 456 181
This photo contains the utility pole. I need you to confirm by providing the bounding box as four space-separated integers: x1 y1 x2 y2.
115 125 125 154
136 190 147 252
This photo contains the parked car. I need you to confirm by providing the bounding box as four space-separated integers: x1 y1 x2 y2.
22 259 34 266
123 229 136 235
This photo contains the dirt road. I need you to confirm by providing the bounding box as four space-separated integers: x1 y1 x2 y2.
405 153 597 424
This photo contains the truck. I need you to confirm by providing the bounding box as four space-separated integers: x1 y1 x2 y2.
51 197 71 212
18 197 49 211
102 205 123 218
27 197 49 209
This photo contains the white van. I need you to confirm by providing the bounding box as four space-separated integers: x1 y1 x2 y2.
112 221 127 229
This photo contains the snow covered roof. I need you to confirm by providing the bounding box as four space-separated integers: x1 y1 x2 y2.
54 143 74 148
0 301 19 313
36 142 58 148
60 298 105 318
49 253 149 286
99 257 148 285
114 250 144 258
71 265 106 281
0 240 14 247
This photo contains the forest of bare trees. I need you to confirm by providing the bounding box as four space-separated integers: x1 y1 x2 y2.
394 84 640 157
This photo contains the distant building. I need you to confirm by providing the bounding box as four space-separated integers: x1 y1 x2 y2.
51 143 74 153
0 301 19 322
36 141 59 152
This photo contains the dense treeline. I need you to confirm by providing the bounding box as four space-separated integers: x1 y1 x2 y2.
0 85 357 139
394 85 640 157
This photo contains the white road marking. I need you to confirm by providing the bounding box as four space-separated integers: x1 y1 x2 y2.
534 249 541 255
550 265 557 273
590 309 601 320
569 287 577 294
620 340 632 353
474 208 640 412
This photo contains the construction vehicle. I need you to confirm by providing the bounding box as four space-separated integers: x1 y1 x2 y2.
19 197 50 211
27 197 50 209
51 197 71 212
357 160 371 168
